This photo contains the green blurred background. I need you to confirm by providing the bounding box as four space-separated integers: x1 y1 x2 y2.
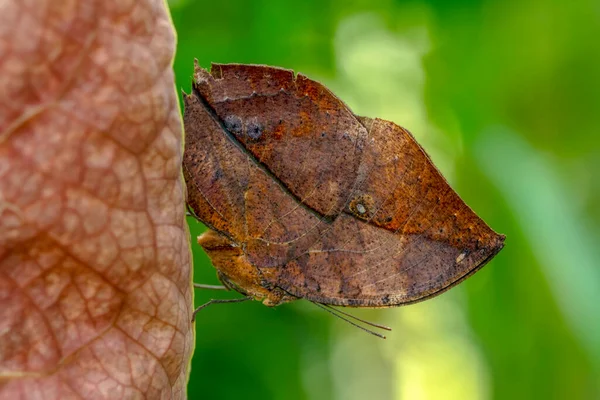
168 0 600 398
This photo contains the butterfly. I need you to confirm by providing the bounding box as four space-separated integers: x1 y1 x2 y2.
183 61 505 337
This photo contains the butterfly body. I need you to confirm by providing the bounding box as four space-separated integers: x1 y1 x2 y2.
198 229 296 306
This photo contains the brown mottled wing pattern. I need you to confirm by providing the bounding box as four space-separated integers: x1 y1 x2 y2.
184 62 505 307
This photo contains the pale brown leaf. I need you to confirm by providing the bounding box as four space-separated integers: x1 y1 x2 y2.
0 1 193 398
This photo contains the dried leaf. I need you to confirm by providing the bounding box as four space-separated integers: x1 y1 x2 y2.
0 1 193 398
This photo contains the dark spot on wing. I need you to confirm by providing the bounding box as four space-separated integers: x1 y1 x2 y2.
224 115 242 135
247 121 263 140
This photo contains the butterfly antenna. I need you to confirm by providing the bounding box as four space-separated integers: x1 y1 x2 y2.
311 302 389 339
321 304 391 331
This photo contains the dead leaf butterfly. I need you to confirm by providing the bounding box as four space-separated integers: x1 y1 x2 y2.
183 61 505 337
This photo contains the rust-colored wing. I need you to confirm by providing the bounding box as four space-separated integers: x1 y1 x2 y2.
184 62 504 307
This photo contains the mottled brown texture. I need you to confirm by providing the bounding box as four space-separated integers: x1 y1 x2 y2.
0 1 193 399
184 62 504 308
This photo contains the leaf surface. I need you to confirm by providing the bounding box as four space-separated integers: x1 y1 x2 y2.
0 1 193 398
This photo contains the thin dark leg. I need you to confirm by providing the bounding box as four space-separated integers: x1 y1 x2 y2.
191 296 252 322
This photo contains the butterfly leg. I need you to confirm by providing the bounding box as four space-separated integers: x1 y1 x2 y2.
193 283 228 290
191 296 252 322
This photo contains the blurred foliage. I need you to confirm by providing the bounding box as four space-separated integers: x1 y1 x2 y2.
168 0 600 399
